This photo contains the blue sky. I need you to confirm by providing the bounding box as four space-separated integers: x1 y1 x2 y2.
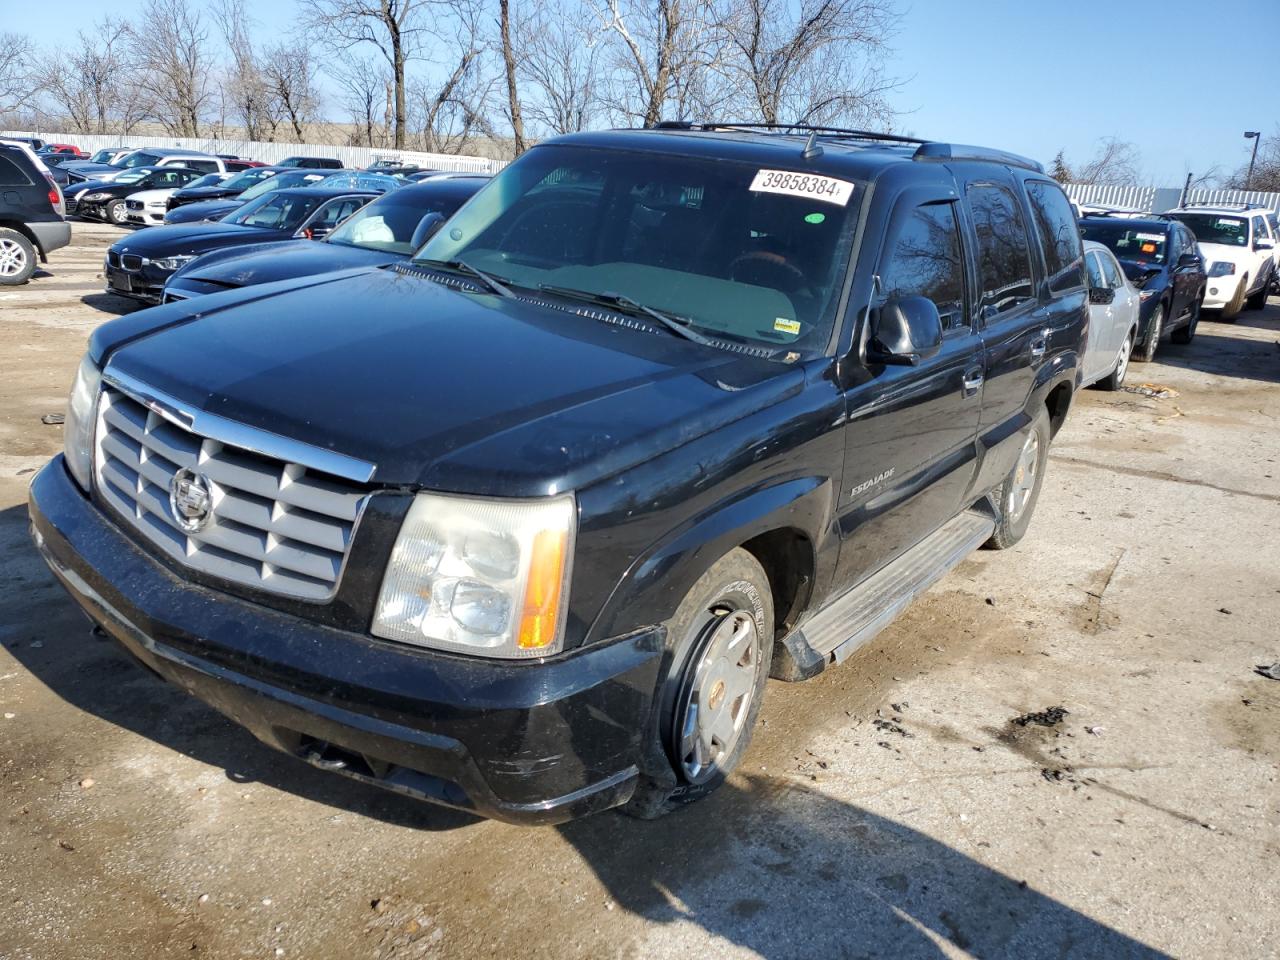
8 0 1278 184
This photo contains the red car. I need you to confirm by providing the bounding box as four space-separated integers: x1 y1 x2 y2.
38 143 85 158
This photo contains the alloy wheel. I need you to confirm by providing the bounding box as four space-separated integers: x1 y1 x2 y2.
1007 430 1040 525
0 237 27 277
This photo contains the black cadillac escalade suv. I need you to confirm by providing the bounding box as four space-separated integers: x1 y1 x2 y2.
29 125 1086 824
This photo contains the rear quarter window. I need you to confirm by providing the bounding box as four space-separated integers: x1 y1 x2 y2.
1025 180 1085 294
0 153 33 186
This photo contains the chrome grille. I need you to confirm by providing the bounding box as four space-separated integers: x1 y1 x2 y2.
120 254 144 271
126 199 144 210
93 384 368 601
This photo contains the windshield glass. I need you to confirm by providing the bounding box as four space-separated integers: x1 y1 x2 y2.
416 145 862 351
116 168 153 184
327 187 472 253
89 149 119 164
225 192 326 230
1078 222 1169 264
314 171 402 193
185 173 226 189
1167 213 1248 246
121 151 161 168
219 168 276 192
237 170 324 202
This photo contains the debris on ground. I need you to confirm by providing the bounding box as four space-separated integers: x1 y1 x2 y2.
1085 726 1104 737
873 718 913 738
1012 706 1069 728
1121 383 1179 400
1254 662 1280 681
40 413 65 425
78 777 95 789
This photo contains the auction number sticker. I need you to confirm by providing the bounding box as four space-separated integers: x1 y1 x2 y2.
750 169 854 206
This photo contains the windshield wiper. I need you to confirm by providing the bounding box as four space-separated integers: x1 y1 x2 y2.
415 257 514 298
537 284 720 348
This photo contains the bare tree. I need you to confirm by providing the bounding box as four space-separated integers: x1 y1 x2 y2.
717 0 899 127
596 0 723 127
214 0 271 139
129 0 214 137
499 0 526 153
518 2 603 135
262 43 320 142
1075 137 1142 187
40 21 141 134
334 53 387 146
300 0 431 149
408 0 495 153
1224 128 1280 193
0 32 37 121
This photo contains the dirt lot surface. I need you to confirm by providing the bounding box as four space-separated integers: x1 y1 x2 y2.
2 221 1278 960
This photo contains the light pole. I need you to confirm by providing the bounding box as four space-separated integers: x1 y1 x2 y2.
1244 131 1261 191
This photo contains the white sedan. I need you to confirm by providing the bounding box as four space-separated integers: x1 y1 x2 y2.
1081 240 1141 390
126 173 230 226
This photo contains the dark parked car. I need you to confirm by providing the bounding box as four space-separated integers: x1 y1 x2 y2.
1078 216 1206 361
103 187 379 302
164 169 330 224
166 165 285 212
31 125 1085 824
164 175 487 300
0 141 70 284
5 135 45 151
278 155 344 169
74 165 208 225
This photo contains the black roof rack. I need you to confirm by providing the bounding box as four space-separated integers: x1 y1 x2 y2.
650 121 1044 172
1175 201 1269 212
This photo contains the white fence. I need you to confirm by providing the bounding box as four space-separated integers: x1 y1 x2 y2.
2 130 505 174
1064 181 1280 216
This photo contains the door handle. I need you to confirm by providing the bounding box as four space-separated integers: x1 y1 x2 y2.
962 369 984 396
1030 328 1050 361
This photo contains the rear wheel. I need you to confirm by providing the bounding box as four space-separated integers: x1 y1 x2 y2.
1133 303 1163 362
0 228 36 285
1097 331 1133 390
1171 295 1201 344
623 548 773 819
1220 278 1245 321
107 200 128 226
984 408 1050 550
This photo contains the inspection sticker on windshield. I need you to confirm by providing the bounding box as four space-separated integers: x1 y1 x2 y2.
750 170 854 206
1135 233 1164 242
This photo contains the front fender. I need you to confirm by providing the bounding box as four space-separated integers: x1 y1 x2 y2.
586 475 836 647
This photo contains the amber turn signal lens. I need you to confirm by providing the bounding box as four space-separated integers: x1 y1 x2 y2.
518 529 567 649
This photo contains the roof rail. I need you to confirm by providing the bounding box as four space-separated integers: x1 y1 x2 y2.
913 142 1044 173
1175 201 1268 211
653 121 927 146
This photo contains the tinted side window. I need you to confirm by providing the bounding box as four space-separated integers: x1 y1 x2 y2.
0 153 32 186
1025 180 1084 294
1252 216 1268 243
1099 252 1123 288
967 182 1034 315
879 201 967 331
1085 251 1105 289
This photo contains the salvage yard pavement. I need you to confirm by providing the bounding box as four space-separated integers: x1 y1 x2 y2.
2 220 1278 959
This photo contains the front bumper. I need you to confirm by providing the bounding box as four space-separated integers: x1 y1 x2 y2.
126 208 166 225
77 199 114 221
162 276 236 301
28 457 662 824
103 261 167 303
1203 272 1244 309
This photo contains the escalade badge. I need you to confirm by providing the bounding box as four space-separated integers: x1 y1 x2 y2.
169 468 212 533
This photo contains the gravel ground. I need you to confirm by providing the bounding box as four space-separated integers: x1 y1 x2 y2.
1 221 1278 960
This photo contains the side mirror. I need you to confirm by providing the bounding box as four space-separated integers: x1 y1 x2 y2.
1176 252 1201 269
1088 285 1116 306
869 296 943 366
1256 239 1275 251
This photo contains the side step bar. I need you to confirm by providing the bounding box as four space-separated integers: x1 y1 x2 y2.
772 510 995 681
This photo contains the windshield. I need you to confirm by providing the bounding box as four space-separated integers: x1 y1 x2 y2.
116 168 153 185
1079 222 1169 264
225 192 327 230
186 173 226 189
314 171 402 193
1167 213 1248 246
327 187 471 253
89 149 118 163
121 151 161 168
219 168 277 193
416 145 862 351
237 170 324 202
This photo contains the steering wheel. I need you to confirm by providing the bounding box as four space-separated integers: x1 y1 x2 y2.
728 250 808 290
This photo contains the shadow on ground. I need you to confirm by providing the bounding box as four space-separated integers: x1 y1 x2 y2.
3 500 1172 958
81 292 144 316
1154 316 1280 384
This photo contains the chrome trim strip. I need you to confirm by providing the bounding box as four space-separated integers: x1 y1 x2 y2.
102 365 378 483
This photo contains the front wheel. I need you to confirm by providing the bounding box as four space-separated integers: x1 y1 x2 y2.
1245 275 1270 311
107 200 128 226
623 548 773 819
984 407 1050 550
1220 278 1245 321
1133 304 1163 362
1097 331 1133 391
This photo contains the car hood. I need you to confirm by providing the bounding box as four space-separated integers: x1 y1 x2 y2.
68 178 115 196
63 162 120 176
1116 259 1165 286
110 221 286 256
175 240 395 286
127 188 175 203
1196 242 1253 265
97 268 802 494
167 199 242 223
174 185 241 201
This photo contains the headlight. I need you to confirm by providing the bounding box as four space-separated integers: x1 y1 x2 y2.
1208 261 1236 277
152 255 197 271
373 493 575 658
64 355 102 491
81 192 111 202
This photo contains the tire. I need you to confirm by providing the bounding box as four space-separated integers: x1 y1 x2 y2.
1133 303 1163 362
983 407 1050 551
1245 277 1269 311
107 200 128 226
1220 278 1245 321
1170 295 1201 344
0 228 36 285
1097 331 1133 391
622 548 773 819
